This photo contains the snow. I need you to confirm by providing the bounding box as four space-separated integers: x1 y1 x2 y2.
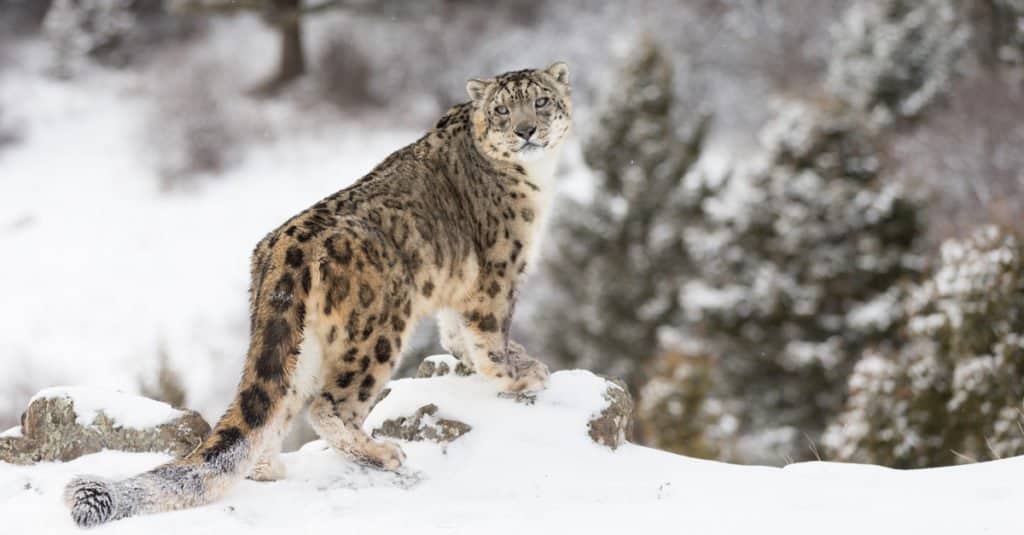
826 0 968 124
29 386 185 429
680 280 744 313
847 288 901 331
2 369 1024 533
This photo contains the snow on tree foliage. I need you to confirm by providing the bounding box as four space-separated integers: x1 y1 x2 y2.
826 226 1024 467
826 0 968 126
688 100 922 459
533 39 711 392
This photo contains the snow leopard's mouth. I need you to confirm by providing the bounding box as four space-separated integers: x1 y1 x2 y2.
513 141 547 153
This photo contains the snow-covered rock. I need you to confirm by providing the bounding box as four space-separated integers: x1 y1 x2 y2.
585 377 633 450
393 359 632 449
0 387 209 465
371 404 472 444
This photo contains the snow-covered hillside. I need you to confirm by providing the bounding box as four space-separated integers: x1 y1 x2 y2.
1 368 1021 534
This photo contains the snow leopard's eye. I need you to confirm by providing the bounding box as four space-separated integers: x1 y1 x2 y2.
535 97 549 108
495 105 510 115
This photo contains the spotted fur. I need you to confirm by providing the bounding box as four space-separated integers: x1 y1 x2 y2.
64 62 572 528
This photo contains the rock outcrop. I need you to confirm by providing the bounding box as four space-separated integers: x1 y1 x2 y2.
372 403 472 443
0 360 634 466
370 356 634 450
587 378 634 450
0 387 210 465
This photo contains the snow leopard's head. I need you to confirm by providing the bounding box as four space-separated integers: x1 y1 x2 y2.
467 62 572 163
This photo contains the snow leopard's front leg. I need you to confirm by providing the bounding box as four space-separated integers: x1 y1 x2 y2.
455 282 549 392
438 308 473 369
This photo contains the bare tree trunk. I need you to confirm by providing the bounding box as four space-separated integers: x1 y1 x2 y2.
253 0 306 95
275 4 306 83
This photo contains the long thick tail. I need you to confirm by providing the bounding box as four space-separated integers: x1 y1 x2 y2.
64 382 304 528
65 248 310 528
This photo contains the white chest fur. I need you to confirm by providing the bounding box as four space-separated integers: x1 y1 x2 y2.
519 145 563 269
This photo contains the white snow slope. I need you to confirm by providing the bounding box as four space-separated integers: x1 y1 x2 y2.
1 368 1022 535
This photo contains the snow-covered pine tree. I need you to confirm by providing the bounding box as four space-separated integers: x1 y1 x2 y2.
689 100 922 461
826 0 968 126
825 226 1024 467
532 39 711 392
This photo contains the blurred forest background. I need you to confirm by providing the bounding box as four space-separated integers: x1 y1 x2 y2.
1 0 1023 468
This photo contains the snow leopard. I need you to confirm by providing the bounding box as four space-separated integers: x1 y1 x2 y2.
64 62 572 528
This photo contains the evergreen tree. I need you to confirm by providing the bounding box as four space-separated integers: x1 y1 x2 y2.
690 101 922 459
826 0 968 125
637 345 730 459
533 39 711 392
825 226 1024 467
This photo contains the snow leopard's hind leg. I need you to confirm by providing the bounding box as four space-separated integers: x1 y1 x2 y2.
307 331 408 471
307 234 416 470
246 410 296 482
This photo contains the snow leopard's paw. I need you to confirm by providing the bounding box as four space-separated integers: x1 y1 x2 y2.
353 438 406 472
248 453 287 482
505 347 550 393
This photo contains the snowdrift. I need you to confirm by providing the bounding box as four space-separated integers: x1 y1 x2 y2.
0 362 1021 534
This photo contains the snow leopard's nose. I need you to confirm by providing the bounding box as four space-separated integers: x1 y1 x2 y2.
514 123 537 141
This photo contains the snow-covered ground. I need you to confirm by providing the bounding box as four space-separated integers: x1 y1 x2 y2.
1 368 1022 534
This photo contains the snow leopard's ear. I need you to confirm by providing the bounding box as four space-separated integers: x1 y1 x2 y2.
466 78 494 103
545 61 570 88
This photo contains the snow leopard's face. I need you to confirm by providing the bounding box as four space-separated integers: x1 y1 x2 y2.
467 62 572 163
